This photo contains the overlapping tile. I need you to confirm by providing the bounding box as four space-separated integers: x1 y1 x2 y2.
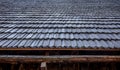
0 0 120 49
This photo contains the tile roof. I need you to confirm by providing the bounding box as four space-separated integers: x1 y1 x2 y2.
0 0 120 49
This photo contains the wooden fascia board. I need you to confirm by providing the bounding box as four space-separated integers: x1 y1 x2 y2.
0 55 120 63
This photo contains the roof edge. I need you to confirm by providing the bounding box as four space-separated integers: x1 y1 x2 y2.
0 48 119 51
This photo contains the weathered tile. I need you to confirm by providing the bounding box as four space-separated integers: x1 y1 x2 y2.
0 0 120 49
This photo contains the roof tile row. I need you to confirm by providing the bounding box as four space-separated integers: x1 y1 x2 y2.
0 33 120 40
0 28 120 33
0 39 119 48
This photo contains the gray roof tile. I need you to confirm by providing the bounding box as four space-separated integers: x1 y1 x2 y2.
37 40 43 47
100 40 109 48
106 41 115 48
77 40 84 48
12 40 21 47
49 40 55 47
71 40 77 48
55 40 61 47
43 40 50 47
0 40 7 47
61 40 65 47
8 40 18 47
2 40 12 47
112 41 119 47
64 40 71 48
18 40 27 47
31 40 39 48
83 40 90 48
0 0 120 49
95 40 102 48
24 40 32 48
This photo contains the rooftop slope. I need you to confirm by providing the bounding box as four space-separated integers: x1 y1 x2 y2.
0 0 120 49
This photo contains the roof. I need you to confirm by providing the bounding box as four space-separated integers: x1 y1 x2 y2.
0 0 120 49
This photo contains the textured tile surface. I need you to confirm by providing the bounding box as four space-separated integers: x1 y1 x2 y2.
0 0 120 49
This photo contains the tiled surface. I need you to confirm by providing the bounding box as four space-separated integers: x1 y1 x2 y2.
0 0 120 49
